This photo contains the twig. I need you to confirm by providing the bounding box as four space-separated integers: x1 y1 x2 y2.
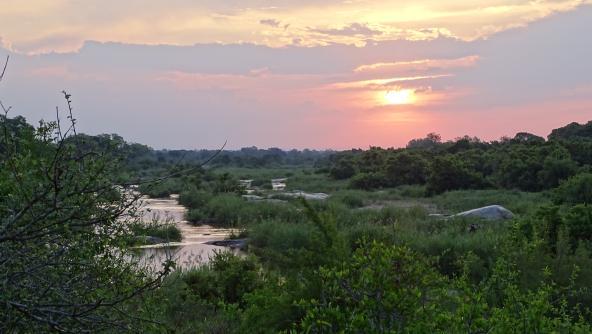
0 55 8 83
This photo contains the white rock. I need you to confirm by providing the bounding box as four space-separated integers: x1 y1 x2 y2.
453 205 514 220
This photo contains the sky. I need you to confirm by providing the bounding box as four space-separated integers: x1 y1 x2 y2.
0 0 591 149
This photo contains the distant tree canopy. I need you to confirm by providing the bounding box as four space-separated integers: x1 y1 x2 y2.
328 121 592 194
71 134 333 176
548 120 592 141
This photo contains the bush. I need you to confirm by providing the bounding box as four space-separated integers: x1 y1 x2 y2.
384 151 429 186
329 157 356 180
349 172 387 190
298 242 446 333
184 252 262 305
554 173 592 205
179 188 212 209
329 190 367 208
204 194 248 226
563 204 592 248
427 155 484 194
130 222 182 244
249 221 328 270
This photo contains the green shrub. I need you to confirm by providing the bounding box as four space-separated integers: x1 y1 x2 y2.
179 188 212 209
349 172 387 190
249 221 328 270
554 172 592 205
184 252 262 305
129 218 182 244
205 194 248 226
329 190 367 208
297 242 446 333
186 208 206 223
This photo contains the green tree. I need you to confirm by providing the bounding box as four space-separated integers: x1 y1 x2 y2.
384 151 428 186
329 156 356 180
0 111 170 331
554 173 592 205
427 155 483 194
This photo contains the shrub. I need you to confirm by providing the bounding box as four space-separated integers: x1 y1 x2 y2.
329 190 367 208
179 188 212 209
184 252 262 305
297 242 447 333
554 173 592 205
427 155 484 194
384 151 429 186
130 221 182 244
349 172 387 190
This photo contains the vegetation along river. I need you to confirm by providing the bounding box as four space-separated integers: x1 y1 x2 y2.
133 195 241 271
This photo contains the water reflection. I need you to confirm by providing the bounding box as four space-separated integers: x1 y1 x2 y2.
133 195 240 271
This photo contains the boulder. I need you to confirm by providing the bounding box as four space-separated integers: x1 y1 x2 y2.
453 205 514 221
205 239 247 250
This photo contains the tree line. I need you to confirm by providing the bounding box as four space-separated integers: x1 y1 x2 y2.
327 121 592 194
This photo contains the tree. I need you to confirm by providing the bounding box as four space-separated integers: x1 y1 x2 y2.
554 173 592 205
329 156 356 180
512 132 545 144
426 155 483 194
548 121 592 141
407 132 442 150
0 93 171 331
384 151 428 186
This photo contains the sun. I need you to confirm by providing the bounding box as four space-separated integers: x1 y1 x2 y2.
384 89 415 105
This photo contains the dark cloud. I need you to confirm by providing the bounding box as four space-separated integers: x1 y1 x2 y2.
55 36 471 76
259 19 281 28
310 23 384 37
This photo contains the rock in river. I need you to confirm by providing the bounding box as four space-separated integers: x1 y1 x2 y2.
204 239 248 250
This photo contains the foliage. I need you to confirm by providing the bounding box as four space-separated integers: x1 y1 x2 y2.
128 215 182 244
298 242 446 333
0 114 170 332
4 95 592 332
325 121 592 193
384 151 429 186
427 155 484 194
554 173 592 205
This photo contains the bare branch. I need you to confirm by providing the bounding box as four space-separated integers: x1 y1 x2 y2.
0 55 8 83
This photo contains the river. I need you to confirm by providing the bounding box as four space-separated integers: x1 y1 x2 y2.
133 195 240 271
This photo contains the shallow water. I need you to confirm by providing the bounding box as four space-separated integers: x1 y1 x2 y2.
134 195 240 271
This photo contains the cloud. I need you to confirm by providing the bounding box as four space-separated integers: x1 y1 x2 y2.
310 23 384 37
326 75 451 90
2 5 592 149
11 34 83 54
0 0 588 54
354 56 479 73
259 19 281 28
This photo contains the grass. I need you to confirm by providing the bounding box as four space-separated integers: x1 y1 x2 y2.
128 215 182 245
185 193 305 227
429 189 549 215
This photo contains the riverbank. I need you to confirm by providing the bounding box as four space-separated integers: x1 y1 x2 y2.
135 195 242 271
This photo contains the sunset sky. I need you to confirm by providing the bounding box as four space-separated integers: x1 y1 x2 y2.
1 0 591 149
